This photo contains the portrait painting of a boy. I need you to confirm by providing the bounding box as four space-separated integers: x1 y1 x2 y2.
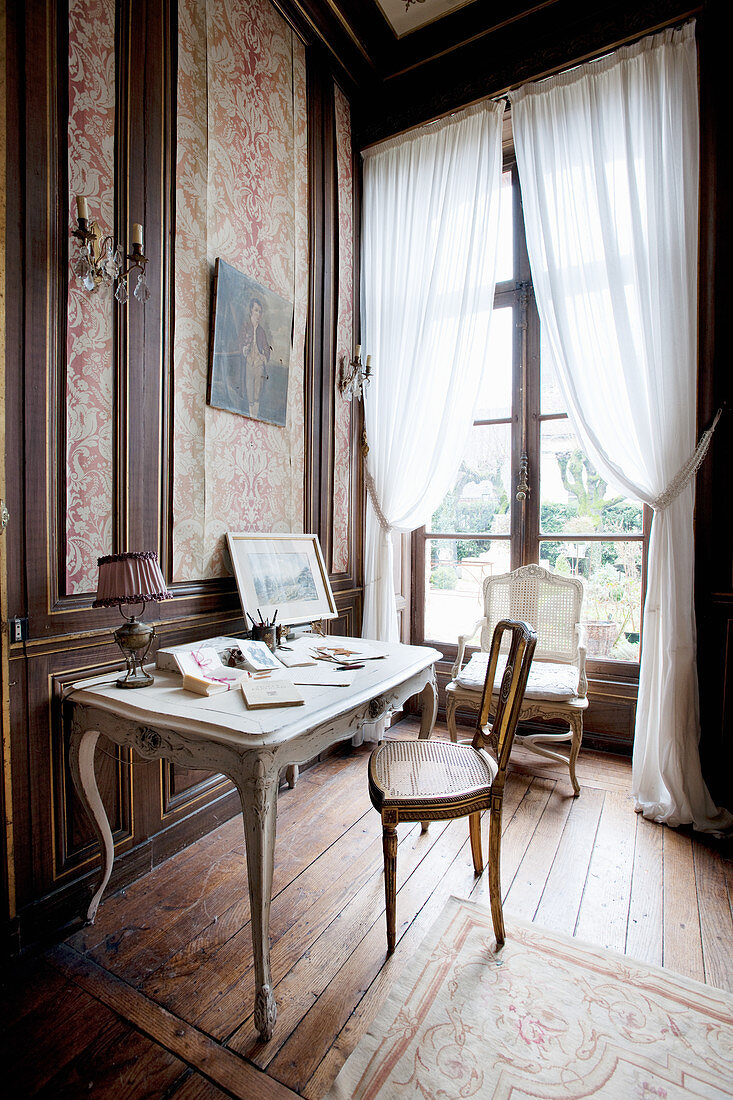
207 259 293 426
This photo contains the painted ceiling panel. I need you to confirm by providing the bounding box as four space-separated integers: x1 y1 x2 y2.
374 0 478 37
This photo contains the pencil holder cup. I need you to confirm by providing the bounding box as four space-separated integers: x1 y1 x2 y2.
251 624 277 652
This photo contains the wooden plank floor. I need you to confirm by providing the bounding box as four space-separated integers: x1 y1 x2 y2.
3 720 732 1098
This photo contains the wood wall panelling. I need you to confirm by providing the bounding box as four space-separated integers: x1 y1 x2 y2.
304 49 363 635
698 601 733 810
695 1 733 809
4 0 365 949
162 761 230 817
305 46 338 566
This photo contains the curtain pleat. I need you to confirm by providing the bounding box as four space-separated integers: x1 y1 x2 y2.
360 101 505 646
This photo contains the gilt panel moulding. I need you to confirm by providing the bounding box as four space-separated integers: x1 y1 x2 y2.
65 0 116 595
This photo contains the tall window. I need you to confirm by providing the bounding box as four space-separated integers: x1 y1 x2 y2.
412 161 650 670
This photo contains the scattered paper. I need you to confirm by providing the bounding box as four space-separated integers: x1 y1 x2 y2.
290 665 357 688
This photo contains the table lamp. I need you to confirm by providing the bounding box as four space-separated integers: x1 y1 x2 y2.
93 551 171 688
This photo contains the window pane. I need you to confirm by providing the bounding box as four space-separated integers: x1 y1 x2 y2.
540 324 565 415
424 538 510 644
495 170 514 284
474 308 513 420
539 539 642 661
540 419 643 536
430 424 512 534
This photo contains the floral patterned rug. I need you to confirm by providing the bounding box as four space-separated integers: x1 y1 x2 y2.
325 897 733 1099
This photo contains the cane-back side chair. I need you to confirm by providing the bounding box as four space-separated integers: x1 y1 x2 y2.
368 619 537 953
446 564 588 795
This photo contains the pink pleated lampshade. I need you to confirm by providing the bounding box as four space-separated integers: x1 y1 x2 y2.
93 551 171 608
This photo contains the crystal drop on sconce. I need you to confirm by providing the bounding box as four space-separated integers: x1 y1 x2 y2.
74 250 92 281
115 279 129 304
133 272 151 303
103 243 122 280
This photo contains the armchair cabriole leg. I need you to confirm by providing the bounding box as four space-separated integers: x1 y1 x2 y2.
446 692 460 743
382 820 398 954
568 714 583 797
469 811 483 874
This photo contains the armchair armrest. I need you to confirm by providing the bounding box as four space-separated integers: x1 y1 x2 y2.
450 617 487 679
576 623 588 698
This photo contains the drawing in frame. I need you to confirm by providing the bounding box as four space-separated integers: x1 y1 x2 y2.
207 258 294 426
227 532 338 627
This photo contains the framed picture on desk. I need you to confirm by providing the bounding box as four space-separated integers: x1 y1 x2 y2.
227 532 337 627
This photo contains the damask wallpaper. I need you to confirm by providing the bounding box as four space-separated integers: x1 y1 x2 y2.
64 0 352 590
65 0 116 594
333 81 355 576
173 0 308 582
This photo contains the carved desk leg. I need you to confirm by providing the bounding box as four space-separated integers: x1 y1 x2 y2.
418 667 438 740
419 667 439 833
233 754 280 1041
69 727 116 923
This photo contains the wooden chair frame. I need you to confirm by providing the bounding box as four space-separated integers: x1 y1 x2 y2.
368 620 537 952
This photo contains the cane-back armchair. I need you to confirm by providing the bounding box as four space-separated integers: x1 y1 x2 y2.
446 564 588 796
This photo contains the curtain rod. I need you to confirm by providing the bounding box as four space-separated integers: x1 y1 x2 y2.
359 94 508 155
358 15 698 155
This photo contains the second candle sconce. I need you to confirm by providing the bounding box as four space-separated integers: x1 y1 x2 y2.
71 195 150 304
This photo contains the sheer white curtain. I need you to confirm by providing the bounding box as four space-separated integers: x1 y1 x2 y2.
511 23 730 832
361 100 504 643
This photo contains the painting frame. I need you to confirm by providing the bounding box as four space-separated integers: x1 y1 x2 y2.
207 258 293 426
227 532 338 627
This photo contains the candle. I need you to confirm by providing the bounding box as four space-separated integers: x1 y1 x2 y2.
366 355 372 367
132 223 143 247
76 195 89 221
355 344 361 359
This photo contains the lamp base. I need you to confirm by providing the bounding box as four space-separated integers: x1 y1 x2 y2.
113 618 155 689
116 666 155 689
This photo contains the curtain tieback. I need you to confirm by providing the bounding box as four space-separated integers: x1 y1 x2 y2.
651 408 722 511
364 465 392 534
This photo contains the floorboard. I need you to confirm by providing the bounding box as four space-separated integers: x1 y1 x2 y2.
663 825 705 983
3 722 731 1098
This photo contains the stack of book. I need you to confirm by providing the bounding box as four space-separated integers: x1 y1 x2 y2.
173 643 304 708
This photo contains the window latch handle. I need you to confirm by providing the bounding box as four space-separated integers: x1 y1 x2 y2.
516 454 530 501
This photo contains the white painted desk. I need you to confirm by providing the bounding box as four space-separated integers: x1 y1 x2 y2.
67 638 440 1039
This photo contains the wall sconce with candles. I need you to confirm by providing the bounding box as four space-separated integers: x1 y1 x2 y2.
339 344 373 402
72 195 150 304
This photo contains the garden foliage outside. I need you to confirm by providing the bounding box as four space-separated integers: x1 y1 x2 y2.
428 448 643 660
